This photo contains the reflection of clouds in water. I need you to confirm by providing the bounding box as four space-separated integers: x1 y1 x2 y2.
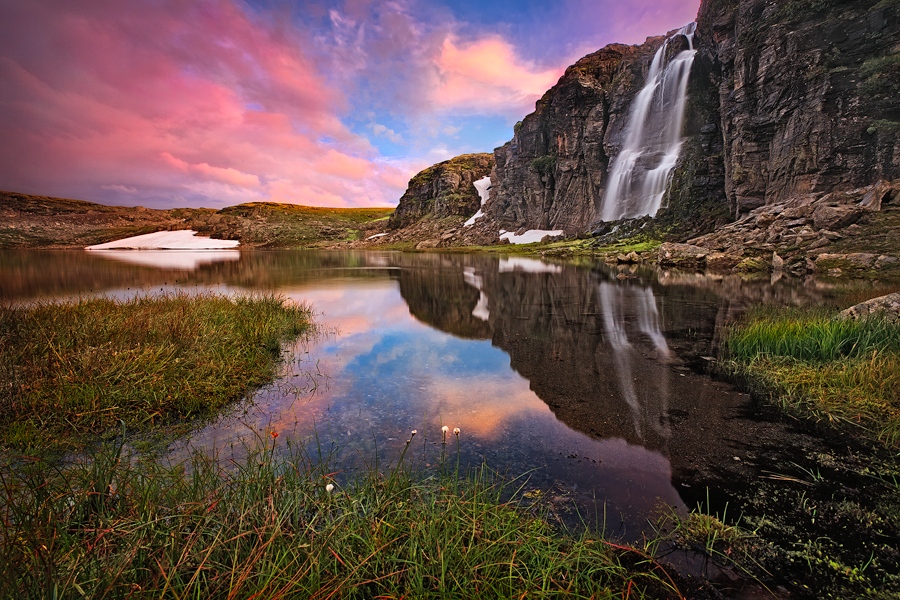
162 266 683 534
422 374 548 438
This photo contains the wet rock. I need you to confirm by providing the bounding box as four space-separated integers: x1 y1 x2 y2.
839 292 900 324
658 243 709 269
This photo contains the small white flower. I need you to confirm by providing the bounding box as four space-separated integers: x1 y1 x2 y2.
411 429 417 436
441 425 449 438
453 427 460 436
325 483 334 493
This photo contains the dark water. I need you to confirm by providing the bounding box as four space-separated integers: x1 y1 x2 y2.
0 249 867 538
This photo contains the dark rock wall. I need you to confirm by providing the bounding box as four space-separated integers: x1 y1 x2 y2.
388 153 493 230
697 0 900 216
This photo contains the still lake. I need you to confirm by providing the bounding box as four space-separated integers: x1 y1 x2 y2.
0 249 861 538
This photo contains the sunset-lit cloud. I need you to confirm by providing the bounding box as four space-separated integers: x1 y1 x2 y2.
0 0 701 209
430 35 564 115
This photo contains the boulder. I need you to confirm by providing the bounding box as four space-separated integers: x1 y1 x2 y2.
812 205 864 230
839 292 900 324
658 243 709 269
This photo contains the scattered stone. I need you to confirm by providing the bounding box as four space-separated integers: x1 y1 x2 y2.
812 204 864 230
876 255 899 269
658 242 709 269
815 253 879 272
706 252 743 271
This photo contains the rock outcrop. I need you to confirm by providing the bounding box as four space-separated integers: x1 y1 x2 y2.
695 0 900 216
387 153 493 230
686 179 900 274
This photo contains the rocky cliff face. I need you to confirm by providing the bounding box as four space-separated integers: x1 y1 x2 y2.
695 0 900 216
485 43 658 234
387 153 493 230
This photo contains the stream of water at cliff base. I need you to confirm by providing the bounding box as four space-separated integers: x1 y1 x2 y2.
600 23 697 222
0 249 868 540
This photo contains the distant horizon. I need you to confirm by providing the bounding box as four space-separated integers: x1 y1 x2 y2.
0 0 701 210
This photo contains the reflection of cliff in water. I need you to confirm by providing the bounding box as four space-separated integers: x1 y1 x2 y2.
397 256 719 452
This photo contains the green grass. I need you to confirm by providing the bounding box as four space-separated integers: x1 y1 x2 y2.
723 306 900 445
0 294 312 449
0 436 682 599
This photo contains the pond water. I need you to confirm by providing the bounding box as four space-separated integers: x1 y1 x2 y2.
0 249 872 539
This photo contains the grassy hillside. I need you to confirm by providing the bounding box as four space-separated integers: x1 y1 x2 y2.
0 191 394 249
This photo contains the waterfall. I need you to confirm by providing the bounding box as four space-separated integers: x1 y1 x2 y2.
599 23 697 222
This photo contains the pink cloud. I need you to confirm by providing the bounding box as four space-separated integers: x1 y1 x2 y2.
0 0 409 208
431 35 565 116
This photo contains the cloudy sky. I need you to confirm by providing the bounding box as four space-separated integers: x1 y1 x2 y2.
0 0 701 209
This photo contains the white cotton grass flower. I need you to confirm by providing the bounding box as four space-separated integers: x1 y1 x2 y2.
325 483 334 493
411 429 417 436
453 427 460 436
441 425 449 440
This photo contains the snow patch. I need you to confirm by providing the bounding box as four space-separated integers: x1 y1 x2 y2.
86 230 240 250
464 176 491 227
499 229 563 245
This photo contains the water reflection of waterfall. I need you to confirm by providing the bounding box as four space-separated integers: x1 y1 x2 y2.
598 282 671 441
600 23 697 222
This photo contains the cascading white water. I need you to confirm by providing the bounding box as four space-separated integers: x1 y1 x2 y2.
599 23 697 222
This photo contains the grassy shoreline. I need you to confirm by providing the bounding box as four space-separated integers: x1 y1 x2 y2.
0 293 312 450
722 305 900 447
0 436 686 599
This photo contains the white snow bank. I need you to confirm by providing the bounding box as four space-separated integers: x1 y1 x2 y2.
499 257 562 274
499 229 563 245
85 230 240 250
463 209 485 227
464 176 492 227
